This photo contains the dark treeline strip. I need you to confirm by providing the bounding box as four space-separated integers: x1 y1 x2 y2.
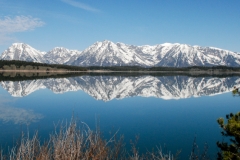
1 60 240 72
0 60 87 71
0 71 239 82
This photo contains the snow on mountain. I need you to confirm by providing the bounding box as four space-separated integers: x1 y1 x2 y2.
0 76 238 101
71 41 240 67
0 43 46 63
44 47 81 64
71 40 155 66
1 41 240 67
150 43 240 67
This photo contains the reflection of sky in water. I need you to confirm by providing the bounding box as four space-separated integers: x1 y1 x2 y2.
0 95 43 124
0 105 43 124
0 76 239 159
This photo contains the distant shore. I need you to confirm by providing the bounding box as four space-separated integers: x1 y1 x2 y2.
1 60 240 73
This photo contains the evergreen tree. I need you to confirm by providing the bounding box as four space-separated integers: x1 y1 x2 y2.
217 112 240 159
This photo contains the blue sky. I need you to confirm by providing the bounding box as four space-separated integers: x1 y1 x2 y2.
0 0 239 53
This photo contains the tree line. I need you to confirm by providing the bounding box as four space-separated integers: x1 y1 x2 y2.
1 60 240 72
0 60 87 71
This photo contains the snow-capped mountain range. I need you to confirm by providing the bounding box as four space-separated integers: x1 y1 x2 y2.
1 41 240 67
0 76 239 101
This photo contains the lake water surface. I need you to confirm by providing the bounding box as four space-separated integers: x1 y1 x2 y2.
0 75 239 159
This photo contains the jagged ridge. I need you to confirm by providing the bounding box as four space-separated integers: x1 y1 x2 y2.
1 41 240 67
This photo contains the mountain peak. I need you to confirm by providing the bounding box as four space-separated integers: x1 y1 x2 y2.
161 42 181 45
90 40 117 51
97 40 117 46
0 43 45 63
95 40 113 44
10 43 31 49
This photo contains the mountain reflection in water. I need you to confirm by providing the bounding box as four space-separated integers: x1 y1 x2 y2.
0 75 239 101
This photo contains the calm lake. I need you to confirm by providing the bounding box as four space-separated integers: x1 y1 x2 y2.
0 74 239 159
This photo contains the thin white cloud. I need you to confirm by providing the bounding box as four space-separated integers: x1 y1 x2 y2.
61 0 100 12
0 15 44 33
0 15 44 44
